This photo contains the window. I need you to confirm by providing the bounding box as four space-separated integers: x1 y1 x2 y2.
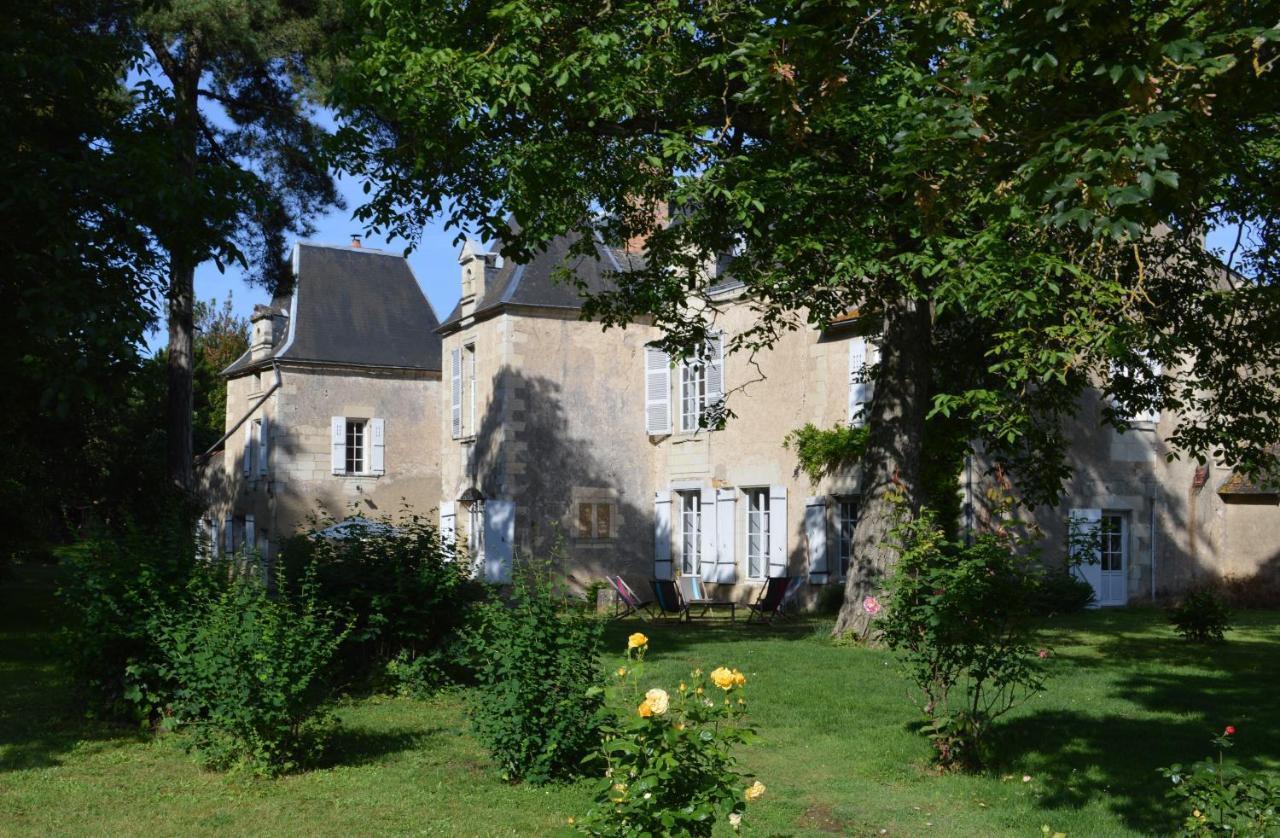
837 498 859 579
345 419 366 474
576 502 614 540
1101 514 1124 572
677 491 702 576
745 488 770 579
680 361 707 433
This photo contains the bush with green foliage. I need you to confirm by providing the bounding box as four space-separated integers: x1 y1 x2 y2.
159 567 349 776
277 510 488 692
469 560 605 784
57 506 201 721
1169 588 1233 643
577 634 760 836
1032 568 1097 616
879 510 1049 771
1159 726 1280 836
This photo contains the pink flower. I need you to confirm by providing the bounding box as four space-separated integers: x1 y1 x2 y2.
863 596 882 616
1225 725 1236 736
1038 648 1050 659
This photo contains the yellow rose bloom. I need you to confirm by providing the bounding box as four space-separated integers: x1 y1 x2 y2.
616 666 627 677
644 688 670 715
711 667 736 690
627 632 649 650
745 780 766 802
638 699 653 718
732 669 746 686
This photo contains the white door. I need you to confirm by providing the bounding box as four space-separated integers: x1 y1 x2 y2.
1099 513 1128 606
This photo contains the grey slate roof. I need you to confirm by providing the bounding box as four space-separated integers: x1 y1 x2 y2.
438 232 638 332
223 244 441 376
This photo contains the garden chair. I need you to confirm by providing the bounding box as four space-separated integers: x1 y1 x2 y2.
677 575 736 622
746 576 792 625
608 575 655 621
650 578 692 622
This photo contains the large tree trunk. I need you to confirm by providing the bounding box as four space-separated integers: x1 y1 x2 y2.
833 294 932 639
166 256 196 491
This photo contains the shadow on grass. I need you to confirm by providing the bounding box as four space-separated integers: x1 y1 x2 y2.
599 615 830 658
0 564 147 773
317 724 447 770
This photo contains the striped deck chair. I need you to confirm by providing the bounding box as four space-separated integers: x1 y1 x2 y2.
746 576 792 625
607 576 655 621
650 579 691 622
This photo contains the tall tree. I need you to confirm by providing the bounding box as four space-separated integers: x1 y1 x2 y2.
138 0 340 491
332 0 1279 636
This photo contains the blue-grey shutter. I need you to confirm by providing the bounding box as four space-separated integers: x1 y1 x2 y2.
451 348 463 438
805 496 829 583
331 416 346 474
849 337 868 427
483 500 514 583
1069 508 1103 609
713 488 738 583
243 422 254 476
705 334 725 417
369 417 385 475
645 346 672 435
439 501 456 555
699 486 718 581
654 491 673 579
767 485 788 577
257 416 269 477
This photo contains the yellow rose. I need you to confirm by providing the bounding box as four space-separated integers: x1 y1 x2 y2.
711 667 736 690
627 632 649 650
732 669 746 687
638 699 653 718
678 682 687 692
644 688 670 715
745 780 766 802
616 666 628 677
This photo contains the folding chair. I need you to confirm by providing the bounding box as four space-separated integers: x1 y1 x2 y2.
650 578 691 622
608 576 655 621
746 576 792 625
677 575 736 622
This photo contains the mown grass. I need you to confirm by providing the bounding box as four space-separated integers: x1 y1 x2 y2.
2 563 1278 836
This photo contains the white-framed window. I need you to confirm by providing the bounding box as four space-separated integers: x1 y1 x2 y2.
345 419 366 474
745 488 770 579
837 498 859 580
1101 514 1125 573
679 362 707 433
677 490 702 576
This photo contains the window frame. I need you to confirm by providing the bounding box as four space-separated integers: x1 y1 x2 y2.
744 488 770 580
345 418 367 475
679 359 707 433
836 497 859 581
677 490 703 577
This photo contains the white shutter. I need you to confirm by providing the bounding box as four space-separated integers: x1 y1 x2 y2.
243 422 254 476
483 500 514 584
223 517 234 553
714 488 738 583
768 485 788 577
653 491 673 579
699 486 718 581
849 337 868 427
439 501 456 555
451 347 462 438
645 345 672 435
805 496 829 583
331 416 346 474
257 416 269 477
705 334 725 415
244 515 255 555
1069 508 1103 609
369 417 386 475
208 519 219 558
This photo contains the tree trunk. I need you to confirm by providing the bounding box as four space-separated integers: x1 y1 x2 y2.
167 256 196 491
833 294 932 639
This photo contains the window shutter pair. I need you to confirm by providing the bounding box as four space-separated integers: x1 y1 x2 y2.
767 485 788 577
805 496 829 583
451 347 463 438
483 500 514 584
330 416 385 475
848 337 876 427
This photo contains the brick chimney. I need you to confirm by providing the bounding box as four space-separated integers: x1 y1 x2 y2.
623 198 669 254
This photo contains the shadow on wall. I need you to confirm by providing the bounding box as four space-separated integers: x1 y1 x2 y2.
465 366 654 593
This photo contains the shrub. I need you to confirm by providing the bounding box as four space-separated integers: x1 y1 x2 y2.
469 560 605 784
879 509 1049 771
577 635 761 836
1159 726 1280 836
1032 568 1096 616
57 506 201 721
160 566 350 776
1169 588 1233 643
277 509 489 691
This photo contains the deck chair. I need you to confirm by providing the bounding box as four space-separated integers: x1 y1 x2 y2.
608 576 655 621
677 575 736 621
650 578 691 622
746 576 792 625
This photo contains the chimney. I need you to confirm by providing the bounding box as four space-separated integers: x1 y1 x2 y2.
623 198 669 254
459 239 500 302
350 233 362 248
249 305 277 361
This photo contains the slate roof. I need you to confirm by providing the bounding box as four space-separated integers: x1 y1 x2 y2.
1218 445 1280 497
438 231 638 333
224 244 442 376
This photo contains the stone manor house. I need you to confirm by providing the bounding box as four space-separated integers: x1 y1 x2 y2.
202 236 1280 607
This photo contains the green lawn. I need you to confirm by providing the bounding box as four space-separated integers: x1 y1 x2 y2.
2 564 1278 837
